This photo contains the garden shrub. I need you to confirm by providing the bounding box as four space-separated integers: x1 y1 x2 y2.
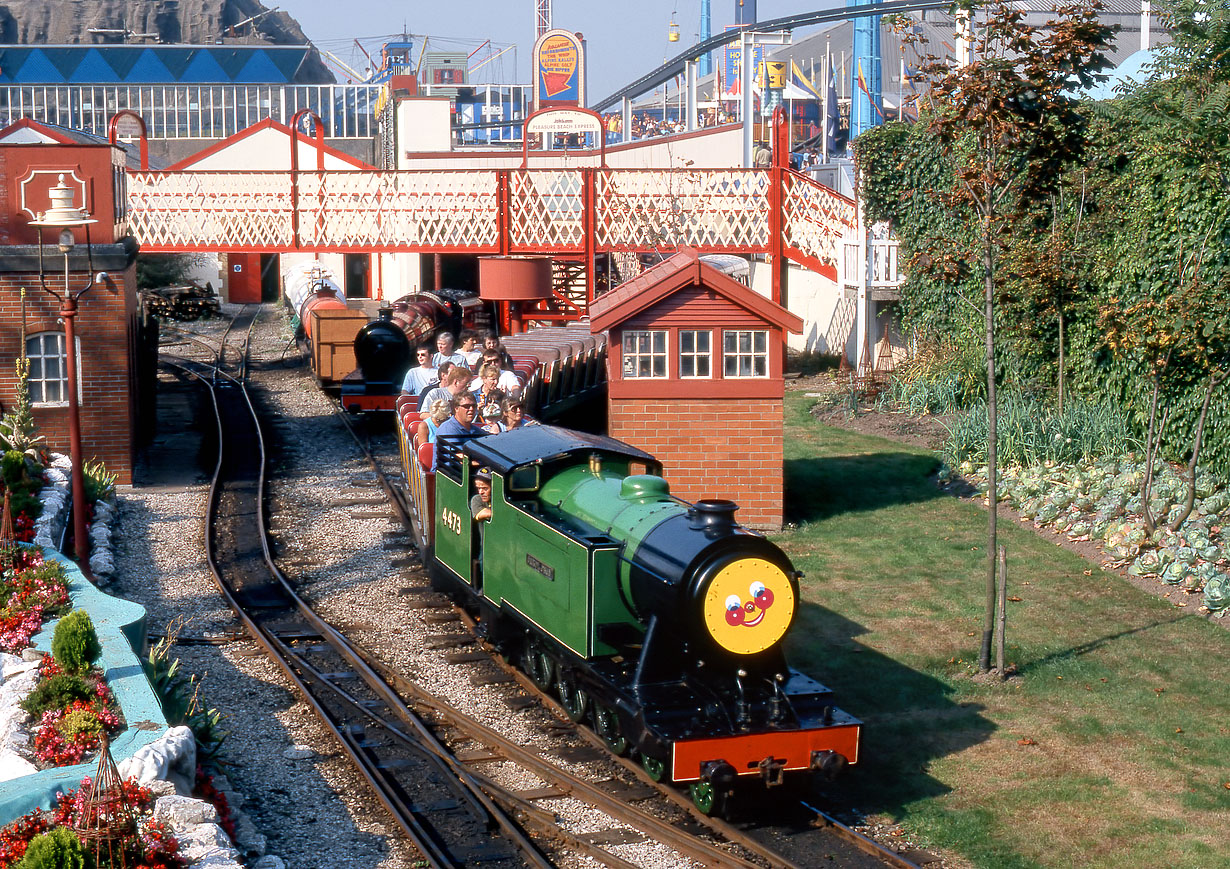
81 460 116 506
50 611 101 675
19 674 93 718
14 827 88 869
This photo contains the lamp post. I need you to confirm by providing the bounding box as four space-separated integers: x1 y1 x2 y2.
30 175 97 564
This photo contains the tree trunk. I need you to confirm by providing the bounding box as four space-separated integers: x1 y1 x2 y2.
1169 370 1228 532
980 220 998 674
1057 309 1065 416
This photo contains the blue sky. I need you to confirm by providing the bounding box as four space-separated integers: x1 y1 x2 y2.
281 1 838 98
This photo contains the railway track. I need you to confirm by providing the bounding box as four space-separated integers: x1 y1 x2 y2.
335 408 925 869
166 307 550 869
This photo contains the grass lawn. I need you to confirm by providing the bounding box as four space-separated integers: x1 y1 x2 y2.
776 393 1229 869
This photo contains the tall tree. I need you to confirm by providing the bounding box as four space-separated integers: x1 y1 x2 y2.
902 0 1113 672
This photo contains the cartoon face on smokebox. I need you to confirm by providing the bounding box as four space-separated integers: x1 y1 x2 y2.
701 557 796 655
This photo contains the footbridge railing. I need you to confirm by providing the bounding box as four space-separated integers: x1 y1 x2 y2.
127 166 854 273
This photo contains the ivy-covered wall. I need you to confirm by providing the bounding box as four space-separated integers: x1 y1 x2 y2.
854 63 1230 477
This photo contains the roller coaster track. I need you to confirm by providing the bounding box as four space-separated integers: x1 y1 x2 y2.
589 0 951 112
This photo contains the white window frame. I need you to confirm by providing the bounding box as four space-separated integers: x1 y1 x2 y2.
722 329 769 378
25 331 81 407
621 329 668 379
678 329 713 379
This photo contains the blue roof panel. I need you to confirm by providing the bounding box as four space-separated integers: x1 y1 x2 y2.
236 50 286 83
69 49 123 83
16 50 65 83
126 50 176 82
180 50 230 82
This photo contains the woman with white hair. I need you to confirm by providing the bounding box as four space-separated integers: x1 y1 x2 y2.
415 397 454 447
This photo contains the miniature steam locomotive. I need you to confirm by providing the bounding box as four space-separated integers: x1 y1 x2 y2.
413 424 860 815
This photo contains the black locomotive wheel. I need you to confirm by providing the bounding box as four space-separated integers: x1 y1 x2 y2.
556 671 590 723
640 753 666 782
524 642 555 691
592 703 628 756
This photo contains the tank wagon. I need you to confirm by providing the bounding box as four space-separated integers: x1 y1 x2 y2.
398 423 860 815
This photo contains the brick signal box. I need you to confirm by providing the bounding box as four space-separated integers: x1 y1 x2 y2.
589 249 802 530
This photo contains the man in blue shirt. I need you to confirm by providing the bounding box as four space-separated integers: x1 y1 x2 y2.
400 343 437 396
432 394 484 470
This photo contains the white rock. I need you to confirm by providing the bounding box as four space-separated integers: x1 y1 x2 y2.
0 751 37 782
89 552 115 576
0 653 34 681
153 794 219 829
189 854 245 869
94 501 114 522
144 778 178 798
20 649 43 663
282 745 315 760
251 856 286 869
233 814 267 856
44 466 68 482
116 726 197 793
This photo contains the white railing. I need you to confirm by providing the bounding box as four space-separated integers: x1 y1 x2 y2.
870 238 904 289
0 83 381 140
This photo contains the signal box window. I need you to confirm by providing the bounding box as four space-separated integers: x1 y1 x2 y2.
433 68 460 84
723 330 768 378
622 330 667 378
25 332 78 405
679 330 711 378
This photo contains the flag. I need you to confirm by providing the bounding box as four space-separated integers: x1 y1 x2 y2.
856 59 883 120
825 56 841 154
788 61 822 100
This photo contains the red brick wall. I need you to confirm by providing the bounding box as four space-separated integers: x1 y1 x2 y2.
609 397 784 530
0 265 138 485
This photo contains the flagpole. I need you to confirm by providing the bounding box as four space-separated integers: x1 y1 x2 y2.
899 54 904 121
821 49 829 162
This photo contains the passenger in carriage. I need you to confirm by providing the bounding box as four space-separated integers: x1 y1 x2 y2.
415 397 454 446
432 331 468 367
458 329 483 368
481 331 516 370
400 342 437 396
418 364 473 412
487 397 536 434
431 393 485 471
474 349 521 396
413 360 450 406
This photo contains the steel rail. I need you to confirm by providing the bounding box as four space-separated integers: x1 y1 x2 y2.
590 0 950 112
174 310 549 869
354 646 769 869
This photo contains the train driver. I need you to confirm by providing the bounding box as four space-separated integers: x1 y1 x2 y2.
432 331 468 368
400 342 437 396
471 468 493 525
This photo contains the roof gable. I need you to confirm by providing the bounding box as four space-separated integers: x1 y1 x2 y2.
168 118 375 171
589 248 803 334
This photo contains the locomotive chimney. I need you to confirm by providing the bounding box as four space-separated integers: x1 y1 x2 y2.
376 303 393 321
688 499 738 535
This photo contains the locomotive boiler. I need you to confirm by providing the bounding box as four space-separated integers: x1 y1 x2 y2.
423 425 860 815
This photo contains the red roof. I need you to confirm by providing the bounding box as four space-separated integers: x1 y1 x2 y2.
589 248 803 334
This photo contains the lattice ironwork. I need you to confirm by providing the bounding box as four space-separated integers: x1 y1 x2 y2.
509 170 586 251
596 169 771 251
294 170 501 250
128 171 294 251
781 170 857 269
127 166 852 268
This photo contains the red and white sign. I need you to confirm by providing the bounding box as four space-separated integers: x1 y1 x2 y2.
525 108 603 138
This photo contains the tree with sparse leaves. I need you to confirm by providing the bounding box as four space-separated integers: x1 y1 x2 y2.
896 0 1113 673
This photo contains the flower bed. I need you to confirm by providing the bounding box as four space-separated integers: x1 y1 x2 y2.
0 550 68 654
0 778 184 868
25 656 124 769
946 454 1230 615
